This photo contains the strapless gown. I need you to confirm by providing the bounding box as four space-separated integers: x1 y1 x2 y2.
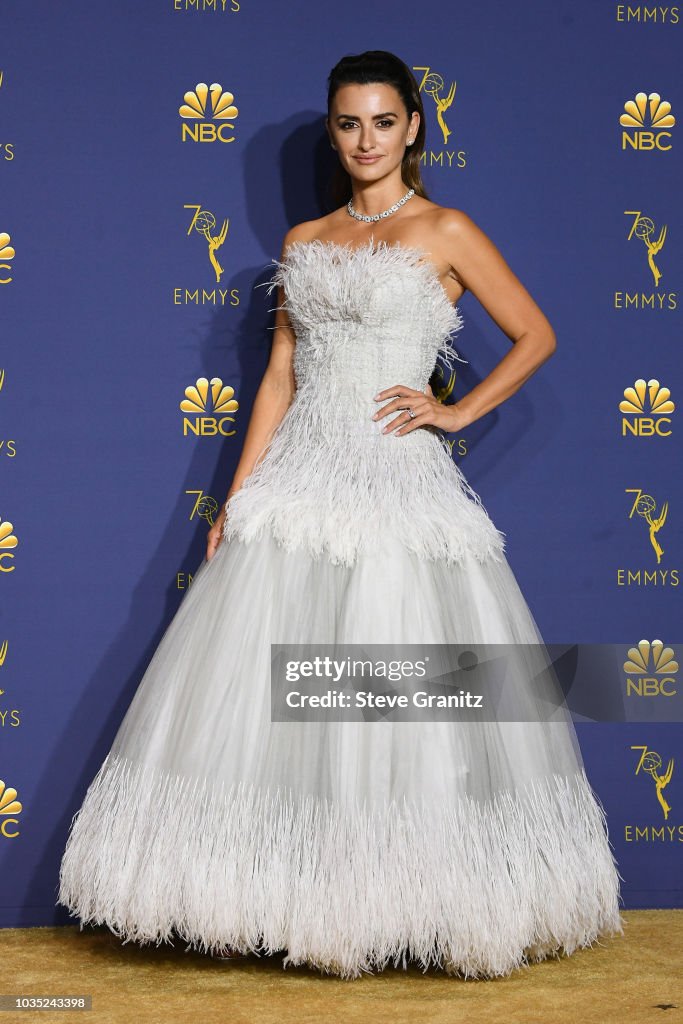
57 237 625 979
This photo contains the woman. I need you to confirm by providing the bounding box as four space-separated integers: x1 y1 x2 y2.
58 50 624 979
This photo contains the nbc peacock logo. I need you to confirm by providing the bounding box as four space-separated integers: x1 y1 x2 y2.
619 378 675 437
0 232 14 285
0 779 22 839
620 92 675 151
179 83 239 143
0 516 18 573
624 639 678 697
180 377 239 437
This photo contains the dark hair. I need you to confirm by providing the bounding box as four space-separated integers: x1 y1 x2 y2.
326 50 430 210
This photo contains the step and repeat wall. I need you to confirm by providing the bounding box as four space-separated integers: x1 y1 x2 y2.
0 2 681 925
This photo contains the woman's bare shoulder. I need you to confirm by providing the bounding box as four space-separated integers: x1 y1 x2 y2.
280 212 344 253
420 201 482 238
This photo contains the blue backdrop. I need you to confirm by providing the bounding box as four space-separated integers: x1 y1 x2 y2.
0 0 680 925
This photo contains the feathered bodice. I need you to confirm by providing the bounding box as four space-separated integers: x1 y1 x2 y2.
223 238 507 567
267 238 465 432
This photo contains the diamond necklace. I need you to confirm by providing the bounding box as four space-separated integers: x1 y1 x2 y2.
347 187 415 223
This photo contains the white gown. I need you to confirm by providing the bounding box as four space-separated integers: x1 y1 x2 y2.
57 237 625 979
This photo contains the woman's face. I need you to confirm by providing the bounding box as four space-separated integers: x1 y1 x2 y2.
327 82 419 182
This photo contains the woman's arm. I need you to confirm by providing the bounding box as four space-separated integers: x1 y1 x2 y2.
205 227 301 559
441 208 557 429
223 227 302 502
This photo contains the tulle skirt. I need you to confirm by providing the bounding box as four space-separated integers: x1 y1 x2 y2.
57 529 625 979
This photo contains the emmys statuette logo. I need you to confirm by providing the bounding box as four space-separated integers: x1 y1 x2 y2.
185 205 229 282
624 639 678 697
624 488 670 567
0 779 22 839
632 745 674 821
0 639 7 668
186 490 220 526
413 65 465 169
615 210 676 311
173 206 239 305
620 92 675 151
430 370 466 459
431 365 456 405
626 211 667 287
180 377 239 437
0 232 14 285
0 516 18 572
179 82 238 143
620 379 675 437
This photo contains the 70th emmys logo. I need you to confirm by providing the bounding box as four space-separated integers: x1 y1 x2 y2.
180 377 239 436
412 65 465 169
632 745 674 820
625 488 668 564
624 639 678 697
0 232 14 285
0 517 18 572
624 211 667 287
620 379 675 437
179 83 239 143
185 205 229 282
186 490 220 526
620 92 675 150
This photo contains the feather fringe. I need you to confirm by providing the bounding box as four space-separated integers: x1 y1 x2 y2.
256 237 469 372
57 752 625 980
225 240 505 568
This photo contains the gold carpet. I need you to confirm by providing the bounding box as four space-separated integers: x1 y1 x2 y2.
4 911 681 1024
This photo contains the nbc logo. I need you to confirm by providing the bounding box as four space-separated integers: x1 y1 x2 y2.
620 92 675 150
0 517 18 572
180 377 239 436
0 232 14 285
624 639 678 697
0 779 21 838
620 379 675 437
179 83 239 143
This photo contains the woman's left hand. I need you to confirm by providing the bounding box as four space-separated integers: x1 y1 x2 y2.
372 382 470 435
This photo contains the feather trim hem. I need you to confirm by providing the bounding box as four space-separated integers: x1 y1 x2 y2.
57 753 625 980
